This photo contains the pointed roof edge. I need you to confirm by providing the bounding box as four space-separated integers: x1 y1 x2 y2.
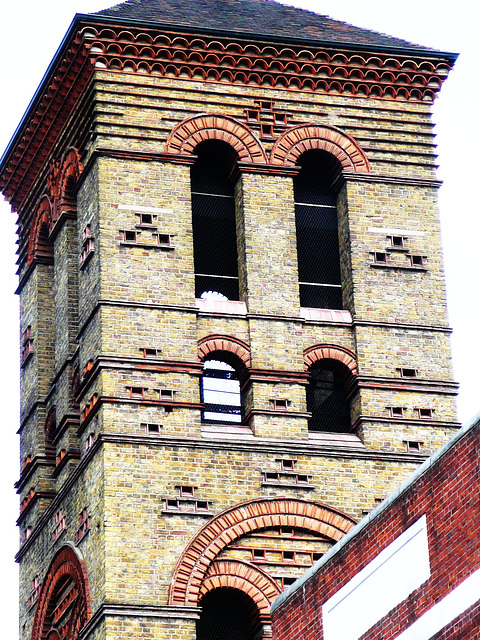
87 10 458 59
0 11 458 183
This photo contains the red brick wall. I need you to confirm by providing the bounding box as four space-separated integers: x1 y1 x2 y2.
272 418 480 640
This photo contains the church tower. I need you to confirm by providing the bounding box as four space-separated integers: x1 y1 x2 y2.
0 1 458 639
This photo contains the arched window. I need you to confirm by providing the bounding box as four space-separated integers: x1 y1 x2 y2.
191 140 240 300
307 360 352 432
294 150 343 309
197 588 261 640
201 359 242 423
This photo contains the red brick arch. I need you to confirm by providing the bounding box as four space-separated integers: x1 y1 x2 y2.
164 114 267 163
28 195 53 265
270 124 370 172
168 498 356 606
56 148 83 217
198 335 251 369
304 344 358 375
200 559 281 617
31 544 91 640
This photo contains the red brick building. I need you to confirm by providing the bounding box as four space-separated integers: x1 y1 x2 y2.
272 412 480 640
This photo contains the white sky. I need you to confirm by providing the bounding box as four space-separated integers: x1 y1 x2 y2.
1 1 479 637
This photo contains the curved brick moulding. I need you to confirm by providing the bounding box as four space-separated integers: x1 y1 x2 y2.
165 114 267 163
30 544 91 640
304 344 358 376
27 148 83 265
81 27 445 103
270 124 371 172
28 196 54 265
198 335 252 369
169 498 356 607
200 559 281 619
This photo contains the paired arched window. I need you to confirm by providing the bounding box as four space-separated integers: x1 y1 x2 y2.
294 150 343 309
307 360 352 433
201 358 242 423
197 588 261 640
191 140 240 300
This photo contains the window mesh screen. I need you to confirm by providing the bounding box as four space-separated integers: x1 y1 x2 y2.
294 150 343 309
307 362 351 433
197 588 260 640
191 141 239 300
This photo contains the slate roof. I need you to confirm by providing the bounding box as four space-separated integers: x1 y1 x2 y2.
93 0 439 54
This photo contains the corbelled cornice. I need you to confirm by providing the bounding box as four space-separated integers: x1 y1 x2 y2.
0 16 454 217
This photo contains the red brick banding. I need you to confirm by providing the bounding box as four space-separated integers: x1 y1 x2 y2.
164 114 267 163
168 498 356 606
270 124 370 172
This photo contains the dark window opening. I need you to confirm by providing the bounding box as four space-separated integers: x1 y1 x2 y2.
139 213 153 226
201 359 242 423
410 254 424 267
294 150 343 309
374 252 387 264
389 235 406 248
307 361 351 433
123 230 137 243
191 140 239 300
418 408 433 419
197 588 261 640
400 368 417 378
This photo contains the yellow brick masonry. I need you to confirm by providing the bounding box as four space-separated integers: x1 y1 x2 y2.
16 59 457 640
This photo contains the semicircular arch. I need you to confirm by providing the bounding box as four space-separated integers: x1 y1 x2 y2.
28 195 53 265
169 497 356 606
198 335 251 369
270 124 370 172
165 114 267 163
200 559 281 617
304 344 358 376
31 544 91 640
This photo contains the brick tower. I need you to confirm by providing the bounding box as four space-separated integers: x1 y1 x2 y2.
0 1 458 639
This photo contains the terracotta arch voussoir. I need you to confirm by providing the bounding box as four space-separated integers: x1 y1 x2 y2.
28 195 54 265
304 344 358 376
200 559 281 616
165 114 267 163
168 498 356 607
198 335 251 369
270 124 370 172
30 544 91 640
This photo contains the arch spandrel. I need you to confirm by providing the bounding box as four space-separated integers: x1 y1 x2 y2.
164 114 267 163
169 498 356 607
270 124 370 172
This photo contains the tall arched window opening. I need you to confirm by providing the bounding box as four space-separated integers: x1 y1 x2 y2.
201 359 242 423
294 150 343 309
197 588 261 640
307 360 352 432
191 140 240 300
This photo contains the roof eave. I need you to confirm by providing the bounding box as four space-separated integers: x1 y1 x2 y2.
86 12 459 61
0 10 459 182
0 15 85 177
